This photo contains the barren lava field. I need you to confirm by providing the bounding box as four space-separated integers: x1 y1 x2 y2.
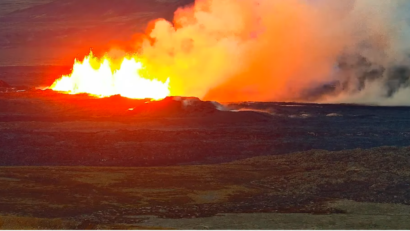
0 83 410 229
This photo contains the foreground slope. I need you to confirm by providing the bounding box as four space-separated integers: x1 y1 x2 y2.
0 146 409 229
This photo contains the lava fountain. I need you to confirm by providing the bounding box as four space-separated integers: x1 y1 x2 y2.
50 52 170 100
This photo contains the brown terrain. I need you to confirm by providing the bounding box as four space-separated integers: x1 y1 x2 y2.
0 147 409 229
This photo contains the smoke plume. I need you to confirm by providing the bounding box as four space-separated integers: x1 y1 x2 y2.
123 0 410 105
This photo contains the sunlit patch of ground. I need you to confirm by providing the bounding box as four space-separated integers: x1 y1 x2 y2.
0 215 76 230
1 202 409 229
139 201 410 230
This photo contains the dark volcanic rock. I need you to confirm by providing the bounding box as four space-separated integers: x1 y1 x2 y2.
0 90 272 124
2 90 410 167
129 97 219 116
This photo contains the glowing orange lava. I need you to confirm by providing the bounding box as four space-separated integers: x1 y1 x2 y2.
50 52 170 100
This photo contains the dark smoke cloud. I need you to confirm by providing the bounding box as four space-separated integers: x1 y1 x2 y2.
313 0 410 105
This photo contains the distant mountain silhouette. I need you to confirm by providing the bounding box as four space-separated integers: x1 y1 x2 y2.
0 79 10 88
0 0 194 65
2 0 193 22
0 0 52 16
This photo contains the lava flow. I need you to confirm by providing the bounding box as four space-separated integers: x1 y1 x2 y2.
50 52 170 100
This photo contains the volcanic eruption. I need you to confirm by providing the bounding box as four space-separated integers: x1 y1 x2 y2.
50 52 170 100
49 0 410 105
